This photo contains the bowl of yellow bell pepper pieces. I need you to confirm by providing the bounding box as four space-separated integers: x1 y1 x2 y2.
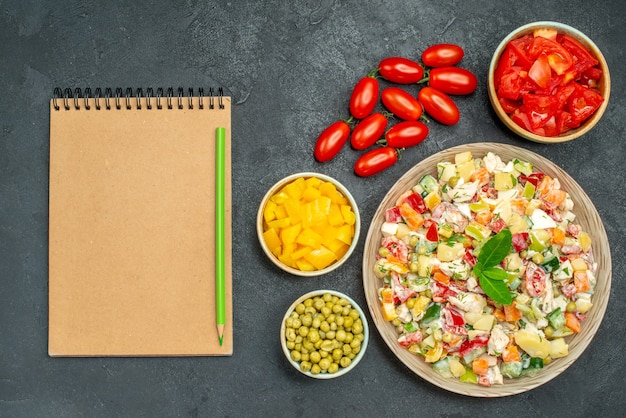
257 172 360 276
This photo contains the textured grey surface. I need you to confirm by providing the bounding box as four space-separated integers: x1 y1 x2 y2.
1 0 625 416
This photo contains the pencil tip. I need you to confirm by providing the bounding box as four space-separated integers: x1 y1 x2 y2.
219 334 224 346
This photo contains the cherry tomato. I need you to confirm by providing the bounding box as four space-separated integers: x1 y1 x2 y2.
381 87 423 121
421 43 464 67
354 147 398 177
428 67 478 95
378 57 424 84
418 86 460 125
349 75 379 119
313 120 351 162
385 120 429 148
350 112 388 150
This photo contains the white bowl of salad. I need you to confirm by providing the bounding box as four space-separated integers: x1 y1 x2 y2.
362 142 611 397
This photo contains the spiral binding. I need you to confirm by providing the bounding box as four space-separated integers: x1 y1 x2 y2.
52 87 225 111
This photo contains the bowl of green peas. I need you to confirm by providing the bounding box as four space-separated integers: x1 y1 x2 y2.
280 290 369 379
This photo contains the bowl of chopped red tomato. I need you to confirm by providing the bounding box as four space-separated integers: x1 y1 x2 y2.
488 21 610 143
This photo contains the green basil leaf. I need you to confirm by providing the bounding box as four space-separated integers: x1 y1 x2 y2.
472 262 483 278
477 229 512 268
481 266 508 281
479 275 513 305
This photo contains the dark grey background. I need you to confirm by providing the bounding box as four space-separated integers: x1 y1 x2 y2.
2 0 624 416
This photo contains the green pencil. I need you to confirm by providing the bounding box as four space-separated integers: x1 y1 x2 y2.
215 127 226 345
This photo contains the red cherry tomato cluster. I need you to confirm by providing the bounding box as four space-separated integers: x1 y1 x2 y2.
313 43 478 176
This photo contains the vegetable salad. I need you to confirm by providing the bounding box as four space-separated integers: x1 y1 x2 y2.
374 151 596 386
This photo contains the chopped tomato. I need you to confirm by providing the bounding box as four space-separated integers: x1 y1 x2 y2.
528 54 552 89
568 83 604 125
508 34 534 70
498 97 521 114
559 33 599 74
528 36 574 75
494 45 517 87
522 93 559 129
498 67 525 100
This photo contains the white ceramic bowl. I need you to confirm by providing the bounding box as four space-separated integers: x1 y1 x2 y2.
257 172 360 277
280 290 369 379
488 21 610 143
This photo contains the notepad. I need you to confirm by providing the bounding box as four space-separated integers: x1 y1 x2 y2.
48 87 232 356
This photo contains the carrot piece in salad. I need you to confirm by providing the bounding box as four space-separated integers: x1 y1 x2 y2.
472 358 489 376
551 227 566 245
536 175 554 196
504 303 523 322
399 203 424 231
565 312 581 333
502 346 521 363
543 189 567 207
474 209 493 226
433 271 451 286
574 270 591 293
470 166 490 186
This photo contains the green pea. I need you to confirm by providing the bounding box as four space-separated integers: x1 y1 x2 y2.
320 321 330 333
291 350 301 362
328 362 339 374
303 298 313 308
343 316 354 329
340 357 352 368
312 316 321 329
314 298 325 311
323 293 332 303
308 329 320 343
352 322 363 335
295 303 305 315
298 326 309 337
336 329 347 342
300 361 311 373
342 344 352 356
319 358 331 371
311 364 321 375
310 351 321 364
332 348 343 361
566 301 577 313
320 340 334 352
